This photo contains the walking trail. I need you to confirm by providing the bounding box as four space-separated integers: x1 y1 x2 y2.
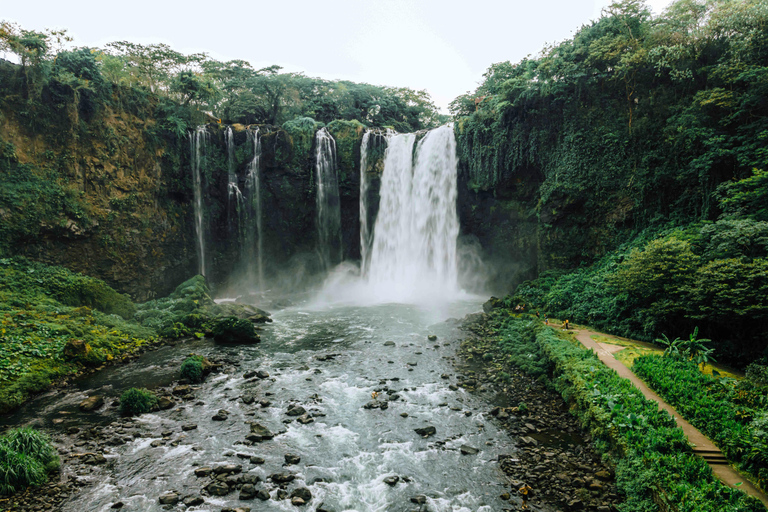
570 325 768 509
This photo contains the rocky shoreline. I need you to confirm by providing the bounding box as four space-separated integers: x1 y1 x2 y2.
454 314 623 512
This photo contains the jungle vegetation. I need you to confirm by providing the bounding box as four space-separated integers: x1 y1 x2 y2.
453 0 768 366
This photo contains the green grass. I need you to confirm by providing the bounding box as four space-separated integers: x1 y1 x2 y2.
0 427 59 495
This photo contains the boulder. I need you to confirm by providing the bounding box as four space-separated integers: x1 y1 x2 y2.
248 423 274 441
63 339 92 360
206 481 230 496
158 491 179 505
414 426 436 437
79 395 104 412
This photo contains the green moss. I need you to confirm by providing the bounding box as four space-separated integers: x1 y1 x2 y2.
180 355 204 383
119 387 158 416
327 119 365 184
282 117 323 168
211 316 259 344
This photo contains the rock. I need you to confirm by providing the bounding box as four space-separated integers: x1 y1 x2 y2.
206 481 230 496
181 424 198 431
243 371 257 379
172 385 192 396
194 467 213 477
384 341 396 347
239 483 257 500
411 495 427 504
212 410 229 421
460 445 479 455
286 405 306 416
214 464 242 475
482 296 502 313
414 426 436 437
284 454 301 464
111 502 124 509
241 395 255 405
183 496 204 506
157 396 175 410
248 423 274 441
158 491 179 505
63 339 92 360
383 476 399 486
256 370 270 379
291 497 306 506
269 472 295 484
427 335 437 341
297 414 314 424
79 396 104 412
250 456 265 464
290 487 312 502
256 489 270 500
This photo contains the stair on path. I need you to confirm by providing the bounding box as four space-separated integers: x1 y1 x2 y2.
693 448 729 465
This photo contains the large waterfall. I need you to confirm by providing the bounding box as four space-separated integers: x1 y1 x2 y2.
243 127 264 289
315 127 342 271
189 126 208 277
366 125 459 300
226 127 245 247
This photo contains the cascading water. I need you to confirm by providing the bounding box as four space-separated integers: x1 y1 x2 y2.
315 127 342 271
359 130 372 276
366 125 460 301
226 126 246 247
189 126 209 277
243 127 264 289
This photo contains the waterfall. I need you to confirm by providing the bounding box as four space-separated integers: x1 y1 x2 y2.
189 126 208 277
315 127 342 271
367 125 459 299
359 130 372 276
226 126 245 247
243 127 264 289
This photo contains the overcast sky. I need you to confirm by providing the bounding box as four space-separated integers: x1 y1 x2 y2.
3 0 673 112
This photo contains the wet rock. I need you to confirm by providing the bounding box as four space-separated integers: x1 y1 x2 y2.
256 370 270 379
384 341 396 347
291 497 306 506
286 405 306 416
243 371 258 379
206 481 230 496
297 414 314 424
241 395 255 405
411 495 427 504
212 410 229 421
221 508 251 512
248 423 274 441
79 395 104 412
158 491 180 505
383 476 400 486
291 487 312 502
181 424 198 431
363 400 388 410
269 472 295 484
428 335 437 341
259 399 272 407
214 464 242 475
194 467 213 477
183 496 204 506
111 502 124 509
317 504 333 512
284 454 301 464
172 385 192 396
239 483 257 500
157 396 175 410
414 426 436 437
256 489 270 500
250 456 265 464
460 445 479 455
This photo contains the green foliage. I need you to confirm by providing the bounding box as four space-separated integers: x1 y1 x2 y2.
135 274 213 339
633 355 768 488
0 427 58 495
119 387 157 416
487 314 762 511
282 117 323 168
180 355 204 383
211 316 258 344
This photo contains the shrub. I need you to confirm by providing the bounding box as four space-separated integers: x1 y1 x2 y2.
0 427 58 495
119 388 158 416
180 355 204 383
211 316 259 344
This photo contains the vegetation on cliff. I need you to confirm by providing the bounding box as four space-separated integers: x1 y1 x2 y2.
454 0 768 365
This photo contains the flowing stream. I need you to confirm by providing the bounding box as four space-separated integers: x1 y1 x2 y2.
12 295 535 512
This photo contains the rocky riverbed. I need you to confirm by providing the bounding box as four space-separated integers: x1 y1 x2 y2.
1 301 622 512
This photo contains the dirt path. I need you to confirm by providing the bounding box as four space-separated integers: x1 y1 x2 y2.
570 325 768 509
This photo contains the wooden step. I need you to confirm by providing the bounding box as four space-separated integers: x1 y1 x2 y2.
693 449 729 465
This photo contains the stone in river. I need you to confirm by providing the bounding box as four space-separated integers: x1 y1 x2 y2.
158 491 179 505
460 445 479 455
79 396 104 412
414 426 436 437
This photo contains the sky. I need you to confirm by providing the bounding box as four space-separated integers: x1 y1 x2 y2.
2 0 674 112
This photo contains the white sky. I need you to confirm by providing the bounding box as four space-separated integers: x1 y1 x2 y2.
2 0 673 112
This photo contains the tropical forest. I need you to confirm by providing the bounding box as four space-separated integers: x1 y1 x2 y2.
0 0 767 511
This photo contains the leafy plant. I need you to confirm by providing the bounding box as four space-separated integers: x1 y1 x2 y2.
119 387 157 416
180 355 204 383
0 427 58 495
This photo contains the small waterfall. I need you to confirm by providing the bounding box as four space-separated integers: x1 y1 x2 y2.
359 130 372 276
367 125 459 299
226 126 245 246
315 127 342 271
189 126 208 277
243 127 264 289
